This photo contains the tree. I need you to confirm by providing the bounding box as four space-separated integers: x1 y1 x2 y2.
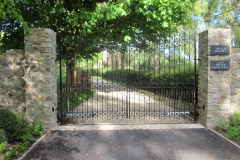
0 0 196 82
0 0 24 22
192 0 240 47
0 0 28 55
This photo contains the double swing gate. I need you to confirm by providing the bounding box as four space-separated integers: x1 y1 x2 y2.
57 31 198 125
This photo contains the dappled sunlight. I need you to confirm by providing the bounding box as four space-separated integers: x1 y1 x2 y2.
95 91 155 104
88 140 213 160
67 76 195 124
174 149 216 160
97 124 117 130
21 129 240 160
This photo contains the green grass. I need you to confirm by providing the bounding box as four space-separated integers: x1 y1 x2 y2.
58 89 95 113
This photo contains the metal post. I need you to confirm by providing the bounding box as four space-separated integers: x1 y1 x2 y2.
194 31 198 123
59 44 63 125
67 97 69 112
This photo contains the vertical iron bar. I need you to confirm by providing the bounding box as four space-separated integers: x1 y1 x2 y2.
138 48 141 119
125 44 128 119
133 47 136 120
158 40 161 119
127 44 130 119
106 47 109 120
101 48 103 120
97 49 99 120
194 31 198 122
87 59 89 121
115 44 119 120
121 45 124 120
147 41 150 120
168 37 171 119
59 44 63 125
178 32 182 118
173 33 176 119
163 39 166 118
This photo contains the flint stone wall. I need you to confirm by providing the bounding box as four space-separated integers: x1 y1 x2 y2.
0 28 57 128
0 50 26 113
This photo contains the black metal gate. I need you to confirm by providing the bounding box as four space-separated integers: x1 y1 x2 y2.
57 31 198 125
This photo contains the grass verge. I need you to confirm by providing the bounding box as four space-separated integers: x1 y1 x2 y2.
58 89 95 113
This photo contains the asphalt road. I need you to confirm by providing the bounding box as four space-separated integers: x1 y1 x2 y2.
21 128 240 160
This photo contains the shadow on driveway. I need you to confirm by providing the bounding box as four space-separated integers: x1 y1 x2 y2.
21 128 239 160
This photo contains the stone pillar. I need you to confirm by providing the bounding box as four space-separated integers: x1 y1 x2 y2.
231 48 240 113
198 29 231 128
24 28 57 128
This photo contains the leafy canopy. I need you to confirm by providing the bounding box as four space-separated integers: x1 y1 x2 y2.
0 0 196 57
192 0 240 47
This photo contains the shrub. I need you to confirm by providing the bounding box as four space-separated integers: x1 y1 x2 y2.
0 142 7 153
229 112 240 127
15 112 45 141
227 126 240 141
32 120 45 136
216 119 229 132
15 112 33 141
0 109 20 142
0 111 46 160
0 129 8 143
216 112 240 142
102 69 148 84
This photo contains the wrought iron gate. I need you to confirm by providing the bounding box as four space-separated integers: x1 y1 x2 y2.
57 31 198 125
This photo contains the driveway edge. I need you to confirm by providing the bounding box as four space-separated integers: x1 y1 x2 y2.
18 131 48 160
51 123 205 131
209 128 240 149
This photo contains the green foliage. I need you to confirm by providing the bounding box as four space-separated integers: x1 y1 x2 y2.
32 120 45 136
0 129 8 144
58 89 95 113
15 112 35 142
3 144 20 160
229 112 240 127
1 0 196 83
90 68 108 78
0 142 7 153
151 66 196 83
0 0 196 50
16 112 46 140
20 140 30 151
0 0 23 21
194 0 240 47
21 132 35 142
56 60 67 83
102 66 196 86
0 111 45 160
102 69 146 84
0 109 20 142
216 112 240 141
216 119 228 132
226 126 240 141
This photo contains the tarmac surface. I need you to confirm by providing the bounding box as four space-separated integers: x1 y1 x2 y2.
20 124 240 160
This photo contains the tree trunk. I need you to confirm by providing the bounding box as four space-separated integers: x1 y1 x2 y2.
66 51 76 85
